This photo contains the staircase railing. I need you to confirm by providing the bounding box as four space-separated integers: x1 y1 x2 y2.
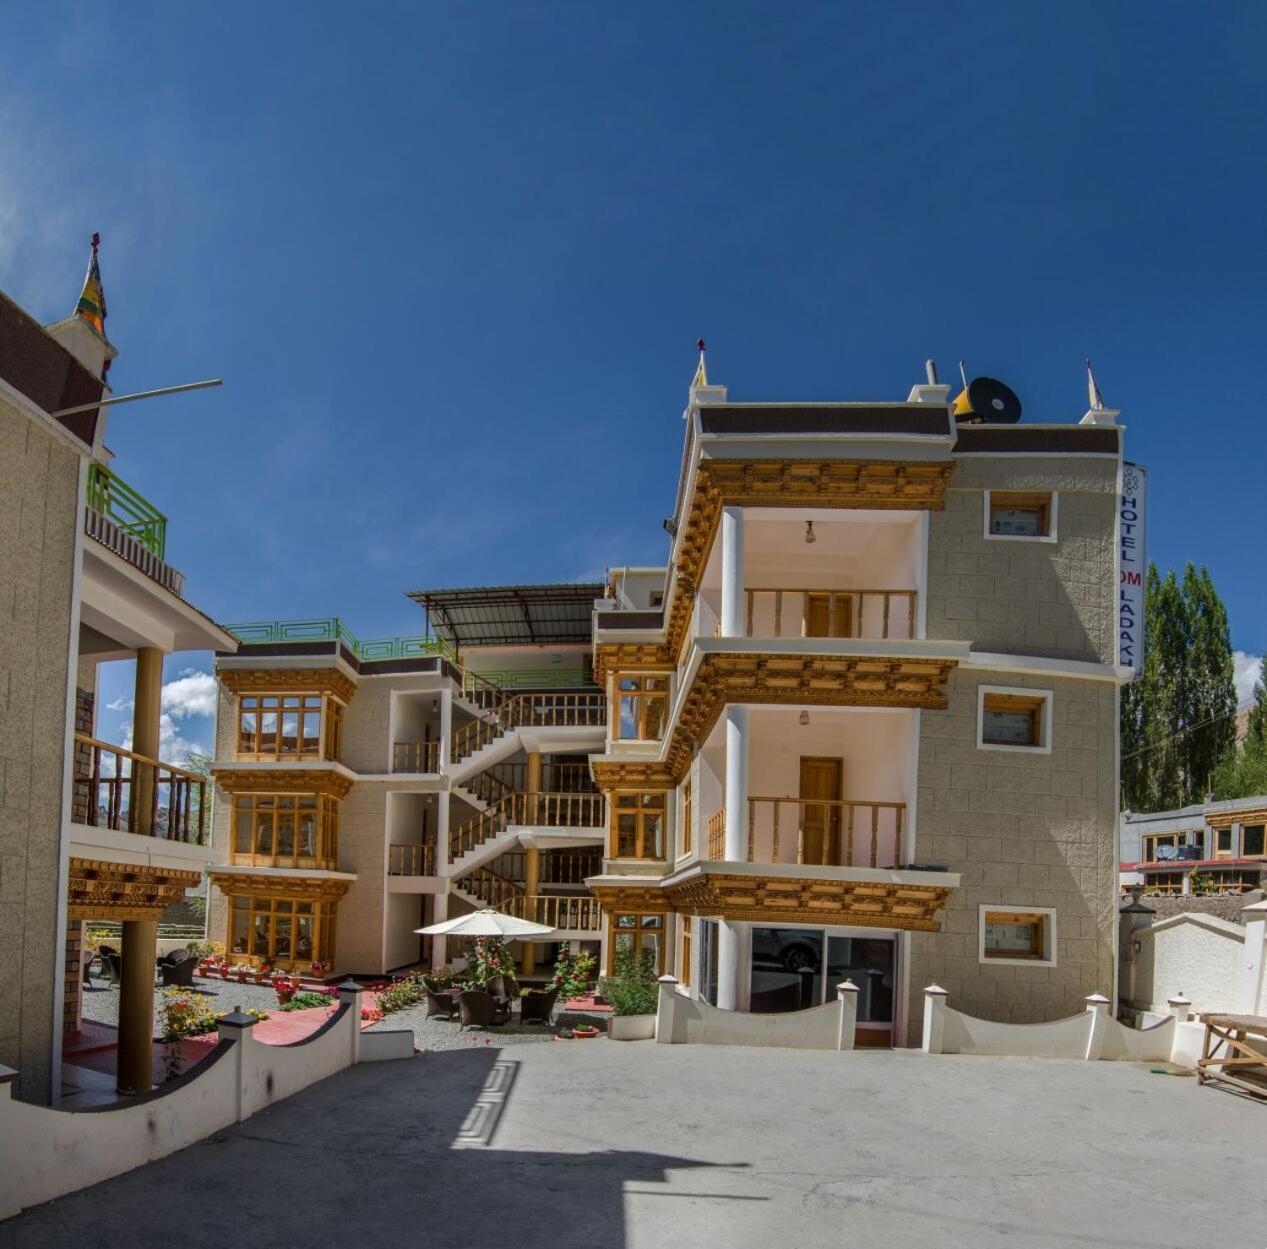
450 691 606 763
462 865 525 910
449 791 607 860
498 895 602 932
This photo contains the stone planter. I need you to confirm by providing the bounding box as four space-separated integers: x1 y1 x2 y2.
608 1014 656 1041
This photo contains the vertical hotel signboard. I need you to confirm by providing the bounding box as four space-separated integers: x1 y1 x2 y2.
1118 462 1147 676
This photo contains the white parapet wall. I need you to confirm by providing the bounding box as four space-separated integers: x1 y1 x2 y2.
921 986 1178 1064
0 983 414 1222
654 975 858 1050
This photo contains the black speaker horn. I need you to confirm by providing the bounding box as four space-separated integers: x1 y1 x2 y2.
951 376 1023 424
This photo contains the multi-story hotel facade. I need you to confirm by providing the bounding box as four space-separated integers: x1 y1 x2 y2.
207 361 1128 1047
0 251 234 1102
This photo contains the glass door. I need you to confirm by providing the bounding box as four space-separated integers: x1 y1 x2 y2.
825 933 896 1045
750 927 824 1012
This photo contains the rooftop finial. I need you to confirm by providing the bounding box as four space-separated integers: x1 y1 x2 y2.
1085 357 1105 411
75 232 108 343
691 338 708 390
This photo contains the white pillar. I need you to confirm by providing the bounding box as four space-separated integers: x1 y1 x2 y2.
724 705 748 862
716 921 742 1012
1084 993 1110 1061
655 974 679 1044
921 984 948 1053
429 892 449 971
437 790 451 870
438 690 453 770
836 980 859 1051
1167 993 1191 1024
1240 900 1267 1013
720 506 745 638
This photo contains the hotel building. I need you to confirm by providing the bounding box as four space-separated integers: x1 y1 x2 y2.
0 252 234 1102
207 359 1128 1046
1121 795 1267 895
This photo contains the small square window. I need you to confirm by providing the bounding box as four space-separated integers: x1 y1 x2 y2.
978 688 1051 752
1216 827 1233 856
986 491 1056 540
980 906 1056 965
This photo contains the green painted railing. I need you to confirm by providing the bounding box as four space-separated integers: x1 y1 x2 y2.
225 617 455 662
467 668 597 690
84 461 168 559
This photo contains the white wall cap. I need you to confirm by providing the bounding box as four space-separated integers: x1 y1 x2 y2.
923 984 948 996
836 980 859 994
1079 407 1120 426
906 383 951 406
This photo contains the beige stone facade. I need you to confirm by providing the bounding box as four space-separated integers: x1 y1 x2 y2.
0 393 82 1103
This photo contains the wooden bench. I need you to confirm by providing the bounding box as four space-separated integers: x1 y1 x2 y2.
1196 1013 1267 1099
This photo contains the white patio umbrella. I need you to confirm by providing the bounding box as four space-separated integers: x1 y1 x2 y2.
414 907 555 940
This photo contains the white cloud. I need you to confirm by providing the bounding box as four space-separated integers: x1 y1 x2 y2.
1235 651 1263 706
106 695 134 713
161 670 217 720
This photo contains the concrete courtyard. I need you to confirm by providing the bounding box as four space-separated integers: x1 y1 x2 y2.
5 1041 1265 1248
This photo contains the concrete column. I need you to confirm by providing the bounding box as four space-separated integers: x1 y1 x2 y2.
1084 993 1110 1061
836 980 859 1051
429 892 449 971
921 984 948 1053
1167 993 1191 1024
335 980 365 1065
215 1008 261 1123
117 918 158 1095
716 921 742 1011
522 845 540 976
720 506 745 638
723 705 748 862
526 751 542 824
131 647 164 834
437 790 451 870
655 974 679 1044
438 690 452 770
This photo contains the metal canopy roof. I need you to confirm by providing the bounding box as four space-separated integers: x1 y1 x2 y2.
407 583 604 649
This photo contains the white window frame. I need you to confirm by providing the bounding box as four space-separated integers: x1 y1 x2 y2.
977 684 1053 755
983 489 1059 544
978 904 1057 967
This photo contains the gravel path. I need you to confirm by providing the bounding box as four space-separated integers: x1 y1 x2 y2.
81 976 289 1033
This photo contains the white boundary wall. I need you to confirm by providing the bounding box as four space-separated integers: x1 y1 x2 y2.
921 986 1180 1064
655 975 858 1049
0 983 413 1222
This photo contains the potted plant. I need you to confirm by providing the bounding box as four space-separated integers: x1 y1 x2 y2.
601 947 659 1041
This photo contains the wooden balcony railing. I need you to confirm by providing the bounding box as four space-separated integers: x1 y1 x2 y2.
541 848 602 884
745 796 906 869
449 790 606 859
392 739 440 773
706 809 726 860
71 734 208 844
450 692 606 762
387 842 437 875
499 894 602 932
463 865 524 909
744 588 917 641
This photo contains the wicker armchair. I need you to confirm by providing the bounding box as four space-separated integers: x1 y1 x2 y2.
458 990 508 1030
425 987 457 1020
519 987 558 1024
160 952 197 987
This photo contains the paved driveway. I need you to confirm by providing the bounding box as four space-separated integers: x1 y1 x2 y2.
6 1042 1265 1248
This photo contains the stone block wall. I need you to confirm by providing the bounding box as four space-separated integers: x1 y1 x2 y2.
62 920 82 1035
925 457 1117 663
0 396 82 1103
906 668 1118 1033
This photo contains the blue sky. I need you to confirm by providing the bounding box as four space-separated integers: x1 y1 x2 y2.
2 3 1264 756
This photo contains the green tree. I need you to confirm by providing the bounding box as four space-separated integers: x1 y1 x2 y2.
1210 734 1267 800
1120 562 1236 811
1245 656 1267 751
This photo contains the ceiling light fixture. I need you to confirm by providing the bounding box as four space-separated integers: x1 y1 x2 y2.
804 520 816 544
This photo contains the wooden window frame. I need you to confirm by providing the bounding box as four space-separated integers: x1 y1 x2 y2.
1215 827 1233 858
978 686 1052 753
237 691 344 762
228 894 337 969
612 672 670 742
1243 824 1266 858
984 490 1057 542
1142 831 1200 862
610 790 668 860
607 912 665 975
231 792 339 869
680 916 692 988
681 774 693 858
979 905 1056 966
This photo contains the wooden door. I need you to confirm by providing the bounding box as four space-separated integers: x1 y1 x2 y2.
799 756 843 865
804 594 853 638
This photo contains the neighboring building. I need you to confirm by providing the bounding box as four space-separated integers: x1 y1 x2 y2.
1120 795 1267 895
206 588 608 981
0 243 234 1102
209 357 1128 1045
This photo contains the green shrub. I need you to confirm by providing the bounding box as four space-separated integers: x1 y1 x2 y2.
280 991 333 1012
599 947 658 1017
548 949 596 1000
